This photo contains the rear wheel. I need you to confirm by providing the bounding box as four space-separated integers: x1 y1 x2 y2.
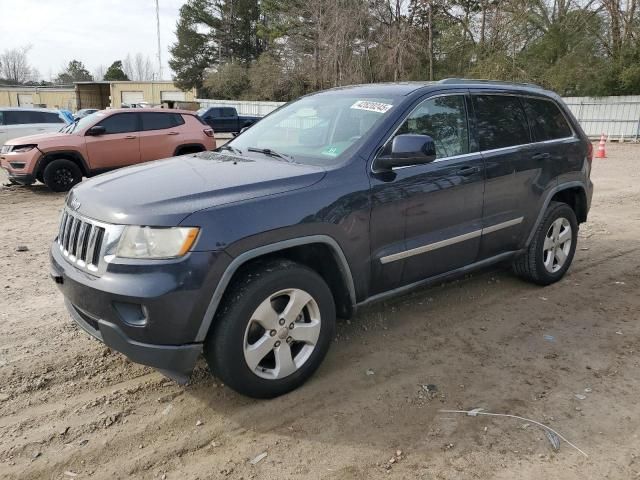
42 159 82 192
176 145 203 156
204 260 336 398
513 201 578 285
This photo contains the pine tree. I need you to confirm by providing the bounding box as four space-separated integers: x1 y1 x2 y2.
103 61 129 81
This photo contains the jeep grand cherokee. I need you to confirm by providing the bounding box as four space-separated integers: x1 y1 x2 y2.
50 79 593 398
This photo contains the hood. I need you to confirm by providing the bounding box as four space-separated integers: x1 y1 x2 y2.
6 131 70 145
68 151 326 226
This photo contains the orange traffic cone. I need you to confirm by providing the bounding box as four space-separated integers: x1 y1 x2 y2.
596 133 607 158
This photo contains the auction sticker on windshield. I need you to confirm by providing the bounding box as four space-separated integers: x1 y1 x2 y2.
350 100 393 113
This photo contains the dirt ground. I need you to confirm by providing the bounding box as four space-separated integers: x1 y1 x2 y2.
1 144 639 480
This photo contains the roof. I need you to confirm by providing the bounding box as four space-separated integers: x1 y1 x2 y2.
0 107 64 113
73 80 178 85
97 107 197 115
317 78 549 97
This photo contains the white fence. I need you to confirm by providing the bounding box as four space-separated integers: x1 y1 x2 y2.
199 95 640 142
563 95 640 140
196 99 284 117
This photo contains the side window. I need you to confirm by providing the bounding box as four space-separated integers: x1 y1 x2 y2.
221 108 235 118
473 95 530 150
4 111 32 125
42 112 66 124
394 95 469 159
522 98 573 141
0 111 4 125
96 113 139 134
140 113 184 131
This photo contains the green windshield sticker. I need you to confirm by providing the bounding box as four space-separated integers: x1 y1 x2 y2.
321 146 340 157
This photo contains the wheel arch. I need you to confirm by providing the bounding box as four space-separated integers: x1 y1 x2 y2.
35 151 89 178
195 235 356 343
174 143 206 156
525 181 588 247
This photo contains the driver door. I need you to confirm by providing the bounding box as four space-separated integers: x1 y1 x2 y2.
368 92 486 293
85 113 141 170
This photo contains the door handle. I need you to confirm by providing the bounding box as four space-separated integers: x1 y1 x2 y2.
124 135 137 139
456 166 481 176
167 131 179 136
532 152 551 161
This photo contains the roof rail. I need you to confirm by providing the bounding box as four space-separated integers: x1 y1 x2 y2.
438 78 543 89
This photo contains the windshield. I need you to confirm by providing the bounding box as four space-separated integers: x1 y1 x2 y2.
225 94 399 165
60 111 102 134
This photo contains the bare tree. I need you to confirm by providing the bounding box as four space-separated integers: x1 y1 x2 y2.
123 53 156 81
0 45 35 84
93 64 107 81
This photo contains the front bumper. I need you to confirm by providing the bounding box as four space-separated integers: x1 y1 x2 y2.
64 298 201 383
50 241 230 381
0 149 40 181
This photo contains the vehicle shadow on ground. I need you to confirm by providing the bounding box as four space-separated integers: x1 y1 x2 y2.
184 262 565 449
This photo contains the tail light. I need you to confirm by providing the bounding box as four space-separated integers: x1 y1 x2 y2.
203 128 214 138
587 142 593 161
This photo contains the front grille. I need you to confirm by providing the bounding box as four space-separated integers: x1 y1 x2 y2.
57 209 108 274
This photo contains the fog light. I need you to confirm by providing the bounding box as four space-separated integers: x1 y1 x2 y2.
9 162 26 169
113 302 148 327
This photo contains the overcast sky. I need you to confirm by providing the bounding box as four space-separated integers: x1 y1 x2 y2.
0 0 186 81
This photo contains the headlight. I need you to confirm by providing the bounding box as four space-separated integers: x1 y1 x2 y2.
9 144 37 153
1 145 12 154
116 226 200 259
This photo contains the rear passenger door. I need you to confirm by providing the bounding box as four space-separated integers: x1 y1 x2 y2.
139 112 185 161
369 93 485 293
521 96 582 187
472 93 537 259
218 108 237 132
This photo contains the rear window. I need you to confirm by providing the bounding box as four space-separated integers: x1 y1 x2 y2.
140 112 185 131
473 95 530 150
522 98 573 141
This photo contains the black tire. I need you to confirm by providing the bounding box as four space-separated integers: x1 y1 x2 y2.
42 159 82 192
176 146 203 156
204 259 336 398
513 201 578 285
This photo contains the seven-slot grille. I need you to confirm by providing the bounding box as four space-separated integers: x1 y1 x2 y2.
57 209 106 273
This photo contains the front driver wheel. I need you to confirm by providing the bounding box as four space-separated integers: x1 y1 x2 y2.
204 260 336 398
43 159 82 192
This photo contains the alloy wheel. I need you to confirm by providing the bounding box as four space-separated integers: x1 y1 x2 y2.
543 217 572 273
54 167 74 187
243 288 321 380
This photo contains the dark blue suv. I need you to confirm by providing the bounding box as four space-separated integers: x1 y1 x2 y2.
50 79 593 398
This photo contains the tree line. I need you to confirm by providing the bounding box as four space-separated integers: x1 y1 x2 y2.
170 0 640 101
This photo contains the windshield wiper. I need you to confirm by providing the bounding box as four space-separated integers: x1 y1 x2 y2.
61 118 79 133
247 147 293 161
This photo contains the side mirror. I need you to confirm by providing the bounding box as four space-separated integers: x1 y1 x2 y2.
375 134 437 171
86 125 106 136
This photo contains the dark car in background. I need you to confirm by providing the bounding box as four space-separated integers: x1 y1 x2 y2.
51 79 593 398
197 106 260 133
